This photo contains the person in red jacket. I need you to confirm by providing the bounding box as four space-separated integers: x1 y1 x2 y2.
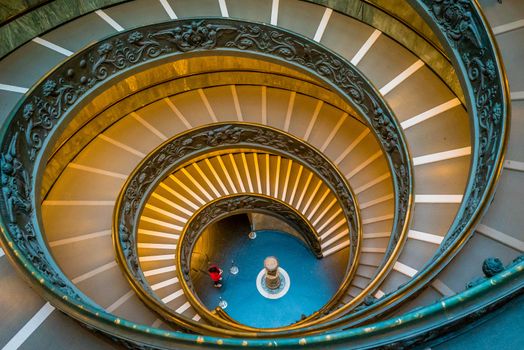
208 264 223 288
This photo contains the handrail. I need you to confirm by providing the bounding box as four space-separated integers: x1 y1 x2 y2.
41 69 362 200
174 176 323 261
114 122 361 334
286 0 511 329
304 0 464 102
0 1 509 344
0 17 412 341
177 193 326 323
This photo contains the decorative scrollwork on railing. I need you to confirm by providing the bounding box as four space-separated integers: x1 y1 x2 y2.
2 133 31 223
0 17 413 342
0 5 513 348
413 1 506 257
178 194 322 291
466 255 524 289
415 0 507 291
322 0 510 328
1 132 80 300
115 123 358 314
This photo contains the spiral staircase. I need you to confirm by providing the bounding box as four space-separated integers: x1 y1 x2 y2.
0 0 522 348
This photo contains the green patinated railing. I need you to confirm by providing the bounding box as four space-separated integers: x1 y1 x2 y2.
0 0 513 348
303 0 512 328
305 0 464 102
0 0 462 102
177 192 325 264
0 15 412 342
114 123 361 334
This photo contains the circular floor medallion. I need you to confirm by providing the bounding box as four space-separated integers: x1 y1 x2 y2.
256 267 291 299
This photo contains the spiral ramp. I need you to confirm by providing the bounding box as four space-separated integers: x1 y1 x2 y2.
0 0 522 349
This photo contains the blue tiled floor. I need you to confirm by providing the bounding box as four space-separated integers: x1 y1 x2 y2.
191 219 347 328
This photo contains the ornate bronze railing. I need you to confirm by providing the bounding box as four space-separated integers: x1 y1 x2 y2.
114 122 360 333
317 0 510 328
305 0 464 101
177 193 324 317
0 16 411 341
178 193 323 265
41 70 359 201
287 0 511 329
0 0 510 346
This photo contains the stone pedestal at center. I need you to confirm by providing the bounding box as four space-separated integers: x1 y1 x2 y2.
264 256 281 290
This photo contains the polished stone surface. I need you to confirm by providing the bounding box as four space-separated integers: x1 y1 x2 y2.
190 215 348 328
0 0 46 23
0 0 126 58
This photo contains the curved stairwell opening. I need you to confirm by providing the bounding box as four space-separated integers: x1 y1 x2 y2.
0 0 522 349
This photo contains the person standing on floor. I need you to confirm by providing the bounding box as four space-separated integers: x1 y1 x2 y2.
208 264 223 288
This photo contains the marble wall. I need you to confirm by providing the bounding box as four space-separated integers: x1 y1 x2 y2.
0 0 126 58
